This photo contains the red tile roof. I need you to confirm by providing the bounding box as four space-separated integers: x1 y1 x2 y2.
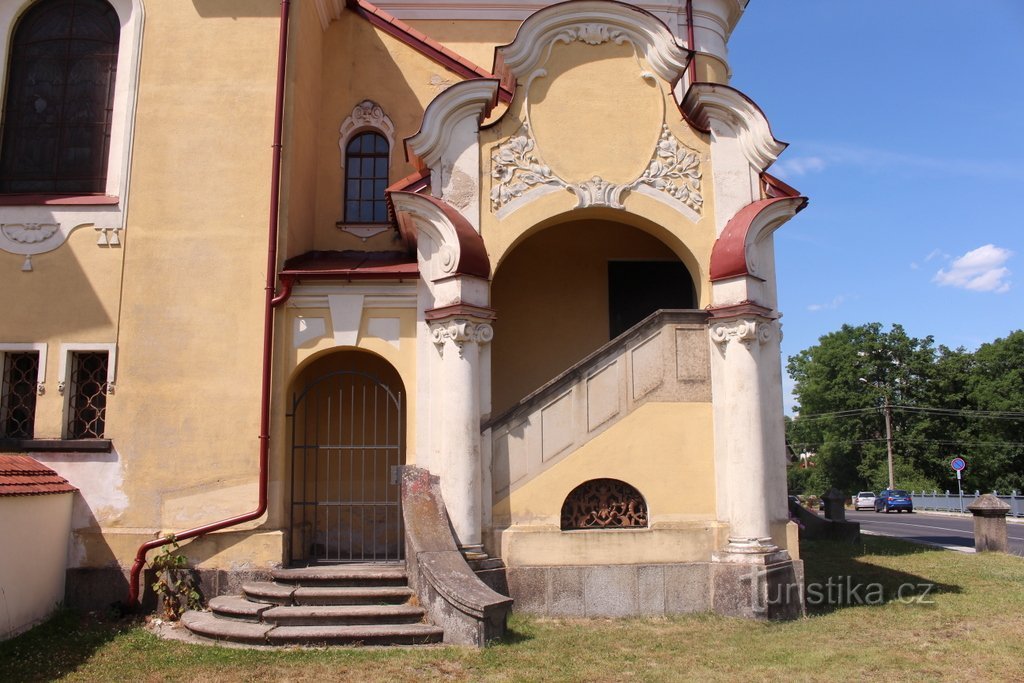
281 250 419 280
0 455 77 497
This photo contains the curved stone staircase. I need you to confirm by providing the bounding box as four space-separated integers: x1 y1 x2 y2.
181 564 444 646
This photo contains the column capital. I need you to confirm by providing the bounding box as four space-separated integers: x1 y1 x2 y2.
710 317 776 349
430 319 494 358
425 302 496 323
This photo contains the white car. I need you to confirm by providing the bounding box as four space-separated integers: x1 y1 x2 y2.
854 491 876 510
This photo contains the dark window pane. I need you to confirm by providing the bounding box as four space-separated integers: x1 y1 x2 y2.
343 132 389 223
1 352 39 439
0 0 120 194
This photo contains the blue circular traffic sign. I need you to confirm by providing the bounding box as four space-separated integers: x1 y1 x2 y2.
950 457 967 472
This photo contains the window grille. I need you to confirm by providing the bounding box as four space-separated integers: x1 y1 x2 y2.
0 0 121 194
343 131 389 223
560 478 649 530
67 351 107 438
1 352 39 438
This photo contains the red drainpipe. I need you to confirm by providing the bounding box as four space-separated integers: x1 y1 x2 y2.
686 0 696 84
127 0 292 606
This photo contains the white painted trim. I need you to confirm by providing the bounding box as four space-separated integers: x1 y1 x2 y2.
57 343 117 395
288 283 417 310
682 83 786 172
390 192 466 284
407 80 499 170
327 295 364 346
0 342 47 394
496 1 690 85
0 0 145 261
339 100 396 162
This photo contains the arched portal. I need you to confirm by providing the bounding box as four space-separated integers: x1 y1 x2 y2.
491 218 697 415
288 350 406 565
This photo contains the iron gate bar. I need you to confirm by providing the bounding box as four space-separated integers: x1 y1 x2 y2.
289 369 404 565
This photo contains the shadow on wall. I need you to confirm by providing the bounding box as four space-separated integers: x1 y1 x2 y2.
192 0 281 18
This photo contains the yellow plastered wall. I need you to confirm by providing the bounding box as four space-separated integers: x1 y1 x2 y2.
491 402 718 565
490 219 693 414
107 1 282 564
480 38 716 283
280 0 325 259
0 229 122 438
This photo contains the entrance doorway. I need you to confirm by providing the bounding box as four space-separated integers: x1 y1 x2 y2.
288 352 406 565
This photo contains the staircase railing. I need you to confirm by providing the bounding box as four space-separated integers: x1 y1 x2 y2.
484 309 711 502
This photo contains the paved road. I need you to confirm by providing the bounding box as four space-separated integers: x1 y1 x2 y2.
846 509 1024 556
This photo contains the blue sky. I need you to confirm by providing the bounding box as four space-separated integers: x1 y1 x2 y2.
728 1 1024 411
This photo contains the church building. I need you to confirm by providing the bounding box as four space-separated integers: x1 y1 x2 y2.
0 0 807 645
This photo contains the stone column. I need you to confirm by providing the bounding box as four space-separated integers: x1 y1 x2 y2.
967 494 1011 552
709 314 778 555
428 314 493 552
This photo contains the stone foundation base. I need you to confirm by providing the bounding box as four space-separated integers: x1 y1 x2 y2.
506 558 804 619
65 566 274 612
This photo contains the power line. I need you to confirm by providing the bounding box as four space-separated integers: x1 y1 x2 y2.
790 436 1024 449
794 404 1024 421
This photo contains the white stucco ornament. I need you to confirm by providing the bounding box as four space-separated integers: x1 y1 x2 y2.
431 320 494 358
490 123 702 214
710 318 774 349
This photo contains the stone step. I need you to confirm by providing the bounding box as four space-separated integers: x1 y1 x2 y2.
266 623 444 646
467 557 505 571
261 604 426 627
242 581 295 605
293 585 414 606
271 564 407 587
181 610 273 645
208 595 273 622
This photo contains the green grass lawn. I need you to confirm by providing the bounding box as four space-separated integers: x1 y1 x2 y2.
2 537 1022 682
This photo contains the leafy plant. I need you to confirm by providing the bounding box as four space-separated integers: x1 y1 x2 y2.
149 536 201 621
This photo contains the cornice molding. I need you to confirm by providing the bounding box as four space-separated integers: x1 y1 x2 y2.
495 1 691 85
405 79 500 168
681 82 786 171
709 196 807 282
390 191 490 280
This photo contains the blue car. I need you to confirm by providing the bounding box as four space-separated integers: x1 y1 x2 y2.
874 489 913 513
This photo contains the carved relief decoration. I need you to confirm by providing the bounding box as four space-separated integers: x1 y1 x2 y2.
1 222 59 244
709 318 774 350
339 99 396 154
0 221 107 271
490 122 703 214
430 319 494 358
560 478 649 530
489 19 703 216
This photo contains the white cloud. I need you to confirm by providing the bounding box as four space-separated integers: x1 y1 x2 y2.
933 244 1013 293
772 156 826 179
807 295 846 312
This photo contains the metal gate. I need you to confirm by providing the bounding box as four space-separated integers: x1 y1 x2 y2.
289 370 404 564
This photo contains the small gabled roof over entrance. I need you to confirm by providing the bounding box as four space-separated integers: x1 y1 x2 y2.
0 455 76 497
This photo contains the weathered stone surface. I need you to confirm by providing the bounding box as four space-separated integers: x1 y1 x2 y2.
638 565 665 615
549 567 586 617
272 565 407 586
506 566 548 615
711 555 803 620
65 567 132 611
664 563 711 613
584 565 638 617
242 581 294 605
209 595 271 622
292 585 413 606
261 604 425 626
401 467 512 646
267 623 443 646
968 494 1012 552
181 610 273 644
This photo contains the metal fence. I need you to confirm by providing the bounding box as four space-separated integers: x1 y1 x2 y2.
910 490 1024 518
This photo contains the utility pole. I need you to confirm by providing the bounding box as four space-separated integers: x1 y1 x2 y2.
883 393 895 489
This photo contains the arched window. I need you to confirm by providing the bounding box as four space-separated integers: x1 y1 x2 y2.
560 478 649 530
344 131 389 223
0 0 120 194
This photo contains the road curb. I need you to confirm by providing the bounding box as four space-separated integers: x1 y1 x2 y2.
860 529 976 554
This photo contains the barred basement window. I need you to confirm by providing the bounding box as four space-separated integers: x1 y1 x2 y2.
1 352 39 438
560 478 649 530
67 351 107 438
